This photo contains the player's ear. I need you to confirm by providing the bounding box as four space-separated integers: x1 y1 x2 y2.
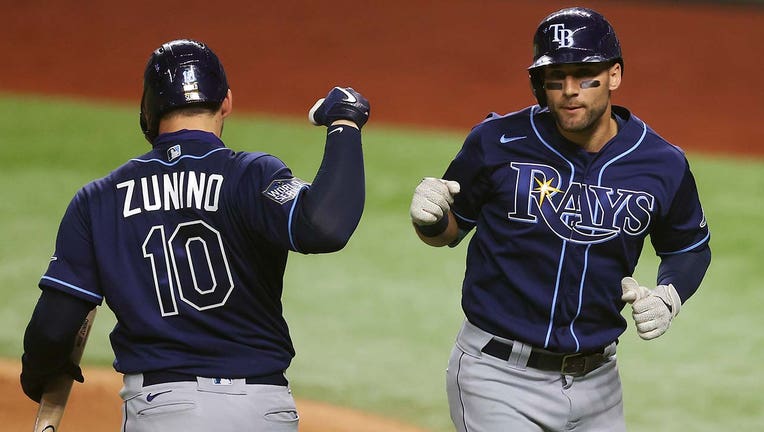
221 89 233 118
608 63 622 91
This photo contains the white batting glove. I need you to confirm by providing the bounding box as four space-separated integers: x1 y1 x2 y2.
621 277 682 340
410 177 460 226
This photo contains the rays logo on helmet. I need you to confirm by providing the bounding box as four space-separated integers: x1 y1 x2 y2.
182 67 201 101
549 24 576 48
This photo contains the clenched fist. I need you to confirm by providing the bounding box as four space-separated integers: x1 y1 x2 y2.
621 277 682 340
309 87 370 129
410 177 460 226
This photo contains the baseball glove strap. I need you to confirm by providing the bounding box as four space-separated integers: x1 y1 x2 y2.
481 338 607 377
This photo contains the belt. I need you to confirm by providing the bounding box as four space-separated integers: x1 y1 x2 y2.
481 338 606 377
142 371 288 387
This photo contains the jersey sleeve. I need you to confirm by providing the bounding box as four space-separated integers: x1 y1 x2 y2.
650 159 710 255
288 125 365 254
39 187 104 305
238 154 309 252
443 127 491 232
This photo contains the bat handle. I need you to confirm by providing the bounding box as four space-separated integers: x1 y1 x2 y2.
33 375 74 431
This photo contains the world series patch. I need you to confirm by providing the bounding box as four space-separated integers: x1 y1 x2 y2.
263 178 309 204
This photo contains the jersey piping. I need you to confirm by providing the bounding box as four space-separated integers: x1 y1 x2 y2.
128 147 231 166
659 233 711 255
287 184 311 252
529 106 649 351
40 276 103 301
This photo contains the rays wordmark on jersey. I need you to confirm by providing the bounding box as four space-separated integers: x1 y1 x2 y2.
508 162 654 244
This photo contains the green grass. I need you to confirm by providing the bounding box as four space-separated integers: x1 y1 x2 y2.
1 94 762 431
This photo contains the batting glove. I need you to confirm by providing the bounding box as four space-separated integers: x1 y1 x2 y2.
410 177 460 226
309 87 370 129
621 277 682 340
20 355 84 403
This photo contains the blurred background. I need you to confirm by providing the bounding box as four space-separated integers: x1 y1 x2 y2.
2 1 763 431
2 0 761 152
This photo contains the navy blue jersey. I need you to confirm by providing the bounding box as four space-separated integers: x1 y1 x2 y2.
444 105 710 353
40 130 321 377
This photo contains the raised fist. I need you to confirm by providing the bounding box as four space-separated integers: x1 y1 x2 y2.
410 177 461 226
308 87 370 129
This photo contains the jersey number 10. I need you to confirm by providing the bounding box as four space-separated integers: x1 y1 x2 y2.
142 220 235 316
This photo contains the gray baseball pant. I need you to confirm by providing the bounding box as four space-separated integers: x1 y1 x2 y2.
119 373 298 432
446 320 626 432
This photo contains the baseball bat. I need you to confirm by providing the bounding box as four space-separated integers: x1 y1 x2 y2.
32 308 97 432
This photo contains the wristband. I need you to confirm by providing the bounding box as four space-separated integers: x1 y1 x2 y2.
416 215 449 237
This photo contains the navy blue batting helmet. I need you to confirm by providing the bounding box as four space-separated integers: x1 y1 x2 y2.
528 7 623 106
140 39 229 142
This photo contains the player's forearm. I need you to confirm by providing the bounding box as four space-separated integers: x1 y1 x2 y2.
292 125 364 253
657 244 711 302
22 290 92 374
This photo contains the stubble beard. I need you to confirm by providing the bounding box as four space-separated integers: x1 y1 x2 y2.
552 101 608 134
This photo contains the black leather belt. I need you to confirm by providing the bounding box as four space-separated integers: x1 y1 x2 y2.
481 338 606 376
142 370 288 387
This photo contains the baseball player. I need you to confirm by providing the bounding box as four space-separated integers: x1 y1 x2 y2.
20 39 370 431
409 8 711 432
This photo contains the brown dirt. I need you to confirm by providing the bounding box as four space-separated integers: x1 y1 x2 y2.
2 1 762 432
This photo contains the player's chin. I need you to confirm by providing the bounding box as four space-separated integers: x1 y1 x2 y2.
553 111 589 132
559 120 590 133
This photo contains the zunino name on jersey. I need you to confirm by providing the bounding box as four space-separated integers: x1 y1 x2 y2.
116 171 223 218
508 162 654 244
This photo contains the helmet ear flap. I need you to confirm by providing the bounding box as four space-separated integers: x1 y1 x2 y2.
139 112 147 136
139 93 154 143
529 69 547 107
139 111 153 143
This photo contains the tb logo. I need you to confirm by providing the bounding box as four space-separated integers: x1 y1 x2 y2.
182 67 196 83
549 24 574 48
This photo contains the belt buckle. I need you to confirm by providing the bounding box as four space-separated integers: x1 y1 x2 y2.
560 354 587 376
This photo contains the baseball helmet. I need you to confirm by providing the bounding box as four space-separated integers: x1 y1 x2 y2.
528 7 623 106
140 39 229 142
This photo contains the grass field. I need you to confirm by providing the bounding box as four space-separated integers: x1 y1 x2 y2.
1 94 762 431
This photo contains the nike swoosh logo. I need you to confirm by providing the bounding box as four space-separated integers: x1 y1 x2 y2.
328 127 343 135
336 87 357 103
50 256 58 261
146 389 173 402
500 134 527 144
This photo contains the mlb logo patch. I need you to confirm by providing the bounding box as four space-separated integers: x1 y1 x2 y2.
167 145 182 161
213 378 233 386
263 178 309 204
